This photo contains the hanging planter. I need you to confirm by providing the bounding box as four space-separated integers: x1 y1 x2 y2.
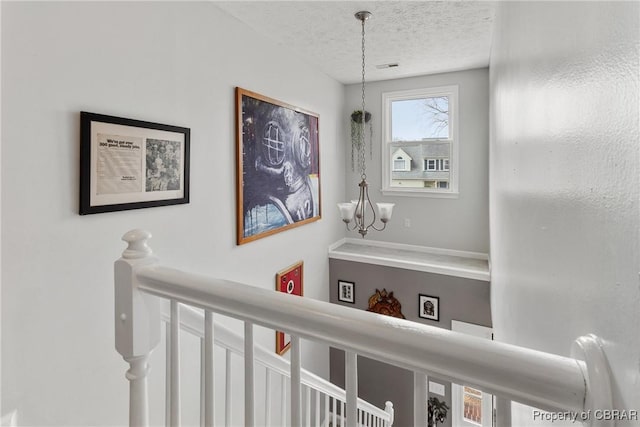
350 110 373 171
350 109 371 125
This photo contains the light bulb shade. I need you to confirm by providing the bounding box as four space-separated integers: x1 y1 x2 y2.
337 202 356 223
351 198 366 211
376 203 395 222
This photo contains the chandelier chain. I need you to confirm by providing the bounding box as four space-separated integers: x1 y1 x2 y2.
359 16 367 179
337 11 393 237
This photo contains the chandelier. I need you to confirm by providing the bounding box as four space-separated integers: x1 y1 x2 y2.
338 11 394 237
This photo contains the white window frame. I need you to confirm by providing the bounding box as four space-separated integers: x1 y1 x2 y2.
382 85 459 198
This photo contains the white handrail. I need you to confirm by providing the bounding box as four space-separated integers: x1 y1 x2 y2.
136 264 594 412
115 230 612 426
163 302 390 420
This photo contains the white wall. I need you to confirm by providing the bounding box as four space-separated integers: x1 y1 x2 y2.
490 1 639 424
344 69 489 253
1 2 345 425
0 0 3 418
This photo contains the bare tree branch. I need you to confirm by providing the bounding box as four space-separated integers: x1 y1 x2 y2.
423 96 449 137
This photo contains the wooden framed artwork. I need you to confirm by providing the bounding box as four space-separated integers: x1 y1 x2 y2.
275 261 304 355
80 111 190 215
338 280 355 304
419 294 440 321
236 88 321 245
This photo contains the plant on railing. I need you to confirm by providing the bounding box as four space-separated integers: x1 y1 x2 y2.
350 109 373 171
428 397 449 427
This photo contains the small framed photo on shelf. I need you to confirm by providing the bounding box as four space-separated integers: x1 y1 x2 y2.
79 111 190 215
338 280 355 304
419 294 440 321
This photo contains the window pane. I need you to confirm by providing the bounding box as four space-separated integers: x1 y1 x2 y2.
463 387 483 425
391 97 449 141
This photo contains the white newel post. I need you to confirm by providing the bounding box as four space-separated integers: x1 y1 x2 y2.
384 401 394 427
115 230 161 427
571 335 614 427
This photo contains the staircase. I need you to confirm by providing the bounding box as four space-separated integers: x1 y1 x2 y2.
114 229 614 427
159 301 393 426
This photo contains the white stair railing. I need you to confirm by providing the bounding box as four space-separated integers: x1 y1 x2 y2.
114 230 613 427
162 301 393 426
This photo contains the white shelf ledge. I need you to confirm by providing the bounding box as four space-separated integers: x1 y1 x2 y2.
328 238 490 282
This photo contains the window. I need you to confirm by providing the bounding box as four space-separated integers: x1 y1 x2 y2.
393 158 406 171
424 158 449 171
391 148 412 172
382 86 458 197
463 386 483 425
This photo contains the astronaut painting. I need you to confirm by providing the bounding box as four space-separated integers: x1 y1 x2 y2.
236 88 321 244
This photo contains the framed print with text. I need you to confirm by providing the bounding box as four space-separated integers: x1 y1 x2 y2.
236 88 321 245
80 111 190 215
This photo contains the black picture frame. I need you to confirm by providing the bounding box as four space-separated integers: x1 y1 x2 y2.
236 87 321 245
419 294 440 321
80 111 190 215
338 280 355 304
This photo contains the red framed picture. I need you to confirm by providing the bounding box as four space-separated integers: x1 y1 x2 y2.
275 261 304 355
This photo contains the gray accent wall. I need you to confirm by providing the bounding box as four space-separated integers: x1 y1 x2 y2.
329 258 491 427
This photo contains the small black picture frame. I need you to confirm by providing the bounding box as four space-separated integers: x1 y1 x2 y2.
419 294 440 321
338 280 355 304
80 111 190 215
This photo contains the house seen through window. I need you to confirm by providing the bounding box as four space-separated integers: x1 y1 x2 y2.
382 86 458 197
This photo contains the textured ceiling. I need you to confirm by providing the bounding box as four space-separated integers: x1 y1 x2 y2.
215 1 496 84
